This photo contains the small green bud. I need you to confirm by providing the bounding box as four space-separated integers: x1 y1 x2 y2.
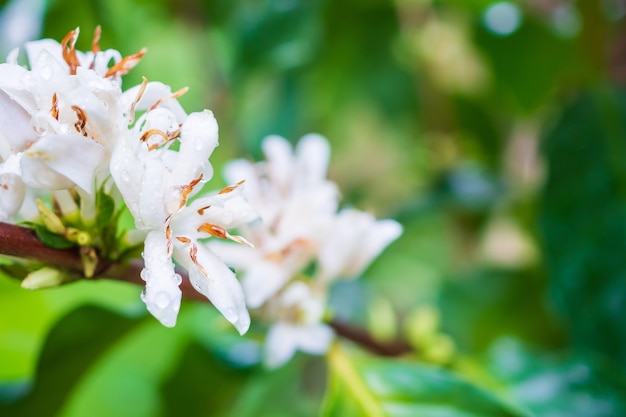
423 334 456 364
367 296 397 342
80 247 98 278
66 227 92 246
404 305 440 349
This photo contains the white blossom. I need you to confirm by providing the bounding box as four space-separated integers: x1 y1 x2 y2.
264 282 334 368
210 134 403 366
111 85 256 333
0 27 133 221
1 28 255 334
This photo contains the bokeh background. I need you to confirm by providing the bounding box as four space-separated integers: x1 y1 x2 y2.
1 0 626 416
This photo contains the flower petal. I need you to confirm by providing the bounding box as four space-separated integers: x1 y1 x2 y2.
264 323 300 368
0 89 35 153
172 110 218 186
173 242 250 335
294 133 330 188
141 229 183 327
264 322 334 368
242 260 291 308
21 133 106 192
262 135 294 191
0 172 25 220
318 210 402 280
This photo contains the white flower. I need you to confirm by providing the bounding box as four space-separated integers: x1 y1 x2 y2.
211 134 340 307
111 85 256 333
209 134 403 365
317 209 403 282
264 282 334 368
0 27 138 220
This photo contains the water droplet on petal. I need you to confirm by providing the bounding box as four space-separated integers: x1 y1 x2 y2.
155 291 171 309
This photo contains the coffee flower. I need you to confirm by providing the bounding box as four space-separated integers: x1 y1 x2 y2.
210 134 402 365
0 27 139 221
1 28 256 334
111 82 257 333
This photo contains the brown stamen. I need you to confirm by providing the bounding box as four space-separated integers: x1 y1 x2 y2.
197 205 211 215
104 48 147 78
218 179 245 195
197 223 253 247
71 105 88 137
175 236 191 244
189 243 208 277
61 28 81 75
181 174 204 202
197 223 228 239
50 93 59 120
128 76 148 126
148 87 189 112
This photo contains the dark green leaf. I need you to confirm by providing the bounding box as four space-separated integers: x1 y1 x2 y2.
0 305 139 415
484 339 626 417
95 189 115 233
34 224 75 250
321 345 526 417
539 88 626 368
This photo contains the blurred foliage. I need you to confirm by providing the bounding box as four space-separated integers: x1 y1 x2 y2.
2 0 626 416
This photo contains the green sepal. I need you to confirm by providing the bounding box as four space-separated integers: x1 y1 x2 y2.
34 224 75 250
95 188 115 232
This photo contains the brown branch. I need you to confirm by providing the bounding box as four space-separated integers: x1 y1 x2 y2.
0 221 413 357
328 319 413 357
0 222 85 270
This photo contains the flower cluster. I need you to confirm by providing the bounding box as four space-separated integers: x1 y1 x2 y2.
210 135 403 366
0 28 403 363
0 28 255 333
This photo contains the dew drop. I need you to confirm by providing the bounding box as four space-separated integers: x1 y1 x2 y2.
154 291 171 309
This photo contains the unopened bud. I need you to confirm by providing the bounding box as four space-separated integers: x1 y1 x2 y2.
21 267 66 289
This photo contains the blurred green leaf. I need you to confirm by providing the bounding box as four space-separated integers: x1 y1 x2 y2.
321 344 526 417
484 339 626 417
227 357 325 417
0 273 141 391
539 87 626 368
0 305 140 415
438 268 564 354
475 14 575 112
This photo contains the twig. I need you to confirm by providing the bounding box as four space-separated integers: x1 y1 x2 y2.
0 221 413 357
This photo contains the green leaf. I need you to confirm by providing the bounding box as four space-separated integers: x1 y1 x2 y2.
321 344 526 417
34 224 75 250
484 339 626 417
95 188 115 233
539 88 626 367
0 305 140 414
0 272 142 391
